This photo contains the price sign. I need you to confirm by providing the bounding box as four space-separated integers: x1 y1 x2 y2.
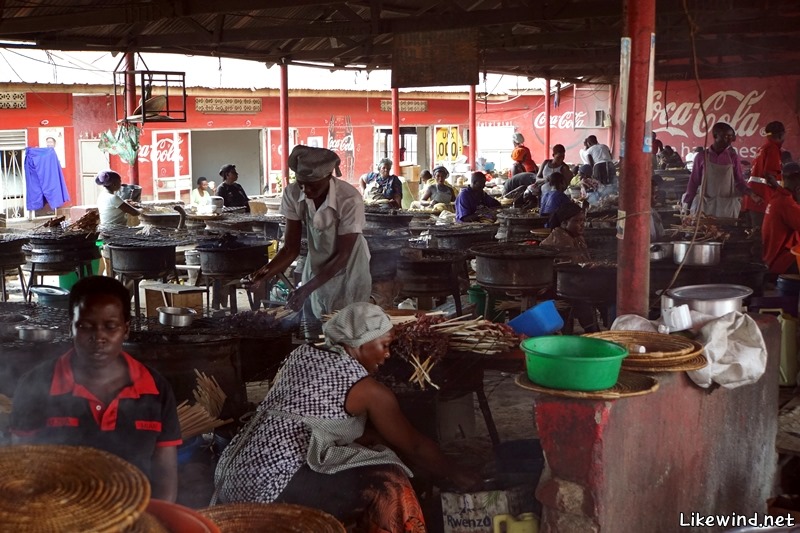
434 127 463 162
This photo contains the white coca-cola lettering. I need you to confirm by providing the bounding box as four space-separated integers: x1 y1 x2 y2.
533 111 587 129
327 133 354 152
138 137 184 164
652 89 764 138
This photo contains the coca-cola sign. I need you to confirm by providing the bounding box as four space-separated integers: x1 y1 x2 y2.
534 111 588 129
327 133 354 152
138 137 184 164
652 89 765 139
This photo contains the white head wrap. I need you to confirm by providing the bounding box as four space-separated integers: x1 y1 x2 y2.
513 133 525 144
288 145 342 182
323 302 393 347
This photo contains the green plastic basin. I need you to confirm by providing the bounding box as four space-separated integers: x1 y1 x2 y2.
521 335 628 391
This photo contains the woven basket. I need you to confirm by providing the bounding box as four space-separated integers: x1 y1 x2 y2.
0 445 150 532
200 503 346 533
125 512 169 533
584 331 697 358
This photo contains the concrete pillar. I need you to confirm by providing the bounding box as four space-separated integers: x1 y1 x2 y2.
392 88 401 175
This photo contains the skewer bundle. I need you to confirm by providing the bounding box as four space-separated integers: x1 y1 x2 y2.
177 370 233 440
66 210 100 234
430 314 519 354
408 354 439 390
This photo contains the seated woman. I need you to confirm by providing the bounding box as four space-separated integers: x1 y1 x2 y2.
213 302 478 531
417 166 458 210
10 276 181 501
217 164 251 212
539 172 571 221
657 146 685 170
190 176 212 207
540 203 604 332
360 158 403 208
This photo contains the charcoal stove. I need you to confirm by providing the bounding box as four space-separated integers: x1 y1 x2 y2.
365 210 415 234
107 243 178 317
495 210 548 241
427 224 498 251
365 235 410 282
472 242 557 311
0 237 29 301
250 215 284 241
197 237 270 313
24 231 100 302
396 248 468 315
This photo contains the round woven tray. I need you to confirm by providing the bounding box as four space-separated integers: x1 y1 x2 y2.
584 331 697 358
199 503 345 533
623 353 708 373
0 445 150 532
514 371 659 400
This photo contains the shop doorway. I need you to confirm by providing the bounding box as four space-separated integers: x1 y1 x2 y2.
190 129 263 196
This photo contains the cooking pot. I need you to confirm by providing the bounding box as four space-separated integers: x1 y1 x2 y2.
209 196 225 214
157 306 197 327
17 324 58 342
650 242 673 261
664 284 753 318
673 241 722 266
0 313 29 339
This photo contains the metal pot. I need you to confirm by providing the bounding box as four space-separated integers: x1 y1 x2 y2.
16 324 58 342
673 241 722 266
649 242 673 261
0 313 29 339
428 225 498 251
209 196 225 213
471 243 556 291
29 286 70 309
107 244 176 276
396 248 466 295
157 306 197 327
197 242 269 276
664 284 753 317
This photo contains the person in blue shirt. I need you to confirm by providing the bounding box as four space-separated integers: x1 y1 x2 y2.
539 172 571 222
455 172 501 222
359 159 403 208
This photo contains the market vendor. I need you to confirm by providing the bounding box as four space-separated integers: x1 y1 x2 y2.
249 145 371 318
502 170 538 196
537 144 573 185
656 146 685 170
217 164 251 212
540 203 600 332
417 165 458 209
213 302 479 530
539 172 571 220
683 122 762 219
743 121 786 229
191 176 212 207
9 276 181 501
761 162 800 275
95 169 141 227
512 133 538 173
360 158 403 208
455 171 501 222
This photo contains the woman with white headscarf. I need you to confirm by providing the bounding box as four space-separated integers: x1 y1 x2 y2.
249 145 371 318
359 158 403 207
214 303 478 530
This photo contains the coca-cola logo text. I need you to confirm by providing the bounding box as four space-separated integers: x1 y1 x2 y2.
139 137 184 163
327 133 354 153
652 89 764 138
534 111 587 129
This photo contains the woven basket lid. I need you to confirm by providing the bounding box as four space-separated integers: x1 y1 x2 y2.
199 503 346 533
0 445 150 532
584 330 697 358
515 371 659 400
623 353 708 373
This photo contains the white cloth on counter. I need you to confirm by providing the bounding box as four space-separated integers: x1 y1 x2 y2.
610 311 768 389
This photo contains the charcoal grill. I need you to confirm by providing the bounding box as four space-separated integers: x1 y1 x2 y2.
472 242 557 311
365 210 415 234
197 238 270 313
495 210 548 241
24 232 100 302
396 248 467 315
365 235 410 282
107 243 178 317
428 224 498 251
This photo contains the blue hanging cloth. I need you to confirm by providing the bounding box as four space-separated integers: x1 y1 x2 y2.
24 147 70 211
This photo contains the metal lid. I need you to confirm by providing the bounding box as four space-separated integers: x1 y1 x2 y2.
665 284 753 301
30 285 70 296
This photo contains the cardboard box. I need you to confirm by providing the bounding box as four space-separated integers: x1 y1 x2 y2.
441 485 534 533
400 164 421 183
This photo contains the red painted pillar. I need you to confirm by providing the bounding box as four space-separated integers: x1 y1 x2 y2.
392 88 401 175
617 0 655 316
124 52 139 186
469 85 477 171
544 78 551 161
280 63 290 190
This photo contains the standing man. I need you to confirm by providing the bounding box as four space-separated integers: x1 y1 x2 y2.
455 172 501 222
360 158 402 208
683 122 762 219
250 145 371 318
743 121 786 229
762 163 800 275
217 164 251 212
584 135 615 184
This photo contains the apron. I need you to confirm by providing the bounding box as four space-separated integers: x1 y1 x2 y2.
302 201 372 318
690 159 741 219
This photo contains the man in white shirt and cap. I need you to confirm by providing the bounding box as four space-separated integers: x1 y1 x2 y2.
249 145 371 318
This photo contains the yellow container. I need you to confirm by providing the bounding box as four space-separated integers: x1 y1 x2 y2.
493 513 539 533
267 241 278 261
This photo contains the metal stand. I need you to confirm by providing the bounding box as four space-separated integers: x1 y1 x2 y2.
116 270 177 317
0 265 26 302
26 261 94 303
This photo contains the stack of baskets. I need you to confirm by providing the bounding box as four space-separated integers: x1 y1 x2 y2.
200 503 345 532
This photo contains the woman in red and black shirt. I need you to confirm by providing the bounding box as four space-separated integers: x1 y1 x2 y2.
10 276 181 501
